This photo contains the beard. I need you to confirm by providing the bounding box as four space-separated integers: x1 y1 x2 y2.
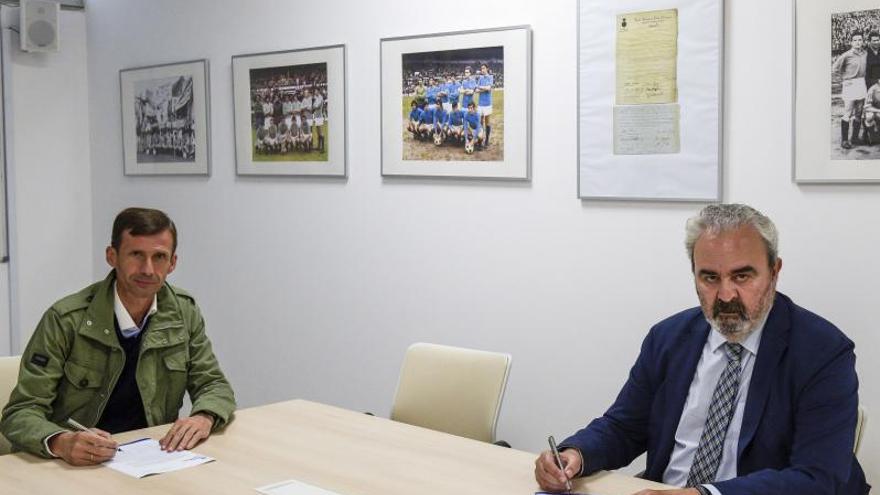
701 284 776 342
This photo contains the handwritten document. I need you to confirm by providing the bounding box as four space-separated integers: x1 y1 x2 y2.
614 104 680 155
615 9 678 105
104 438 214 478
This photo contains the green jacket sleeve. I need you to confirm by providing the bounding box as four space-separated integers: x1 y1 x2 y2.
0 310 72 457
183 302 236 430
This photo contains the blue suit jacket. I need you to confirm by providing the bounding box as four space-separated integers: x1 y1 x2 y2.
561 293 869 495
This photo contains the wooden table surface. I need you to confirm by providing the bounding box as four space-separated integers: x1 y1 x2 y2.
0 399 672 494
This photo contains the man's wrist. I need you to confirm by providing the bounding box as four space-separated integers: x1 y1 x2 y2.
44 430 69 458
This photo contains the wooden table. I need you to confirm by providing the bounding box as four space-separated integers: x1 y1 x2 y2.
0 399 672 494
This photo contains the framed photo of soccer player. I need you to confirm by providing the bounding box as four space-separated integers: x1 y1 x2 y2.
577 0 723 201
795 0 880 182
232 44 346 176
120 59 210 175
381 26 531 179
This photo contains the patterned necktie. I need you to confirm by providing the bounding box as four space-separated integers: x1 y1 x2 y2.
686 342 745 486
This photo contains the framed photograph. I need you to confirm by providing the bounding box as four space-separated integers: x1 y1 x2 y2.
120 59 210 175
232 45 346 176
381 26 531 179
795 0 880 182
578 0 723 201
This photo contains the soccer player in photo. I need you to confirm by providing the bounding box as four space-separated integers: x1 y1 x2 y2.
477 63 494 148
863 77 880 144
445 74 461 114
425 78 439 112
832 31 868 149
418 99 436 140
461 66 477 111
292 93 304 151
301 89 314 152
407 99 422 137
432 96 449 145
446 100 465 144
312 88 325 152
464 101 483 154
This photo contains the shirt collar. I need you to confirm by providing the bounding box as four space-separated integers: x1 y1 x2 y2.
113 282 158 339
708 303 771 357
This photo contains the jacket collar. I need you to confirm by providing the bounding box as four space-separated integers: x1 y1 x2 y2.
737 292 790 458
76 271 185 349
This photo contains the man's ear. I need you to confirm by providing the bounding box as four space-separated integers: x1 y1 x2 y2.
167 253 178 275
105 246 117 268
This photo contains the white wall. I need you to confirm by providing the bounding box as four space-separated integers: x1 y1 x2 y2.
84 0 878 483
2 8 92 352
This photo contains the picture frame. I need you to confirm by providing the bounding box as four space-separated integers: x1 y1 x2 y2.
794 0 880 183
380 26 531 180
577 0 723 201
232 45 346 177
120 59 210 176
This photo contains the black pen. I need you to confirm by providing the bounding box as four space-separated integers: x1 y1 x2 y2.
66 418 123 452
548 435 572 492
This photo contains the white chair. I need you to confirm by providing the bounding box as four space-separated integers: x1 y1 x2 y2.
0 355 22 455
854 405 865 455
390 343 512 444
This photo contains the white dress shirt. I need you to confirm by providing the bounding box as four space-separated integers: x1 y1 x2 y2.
662 312 769 495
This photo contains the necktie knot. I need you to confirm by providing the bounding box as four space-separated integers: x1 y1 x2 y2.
724 343 744 363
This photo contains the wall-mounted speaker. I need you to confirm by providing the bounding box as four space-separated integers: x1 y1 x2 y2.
20 0 60 53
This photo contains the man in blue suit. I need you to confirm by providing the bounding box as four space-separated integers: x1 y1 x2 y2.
535 204 869 495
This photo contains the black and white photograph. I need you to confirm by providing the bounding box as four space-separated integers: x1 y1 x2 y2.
248 62 328 163
830 8 880 160
233 45 346 176
401 47 504 162
796 0 880 182
134 76 196 163
120 59 210 175
381 27 530 179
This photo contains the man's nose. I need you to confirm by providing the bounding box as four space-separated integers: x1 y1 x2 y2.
718 278 738 302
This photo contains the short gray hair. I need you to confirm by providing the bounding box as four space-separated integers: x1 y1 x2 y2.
685 204 778 270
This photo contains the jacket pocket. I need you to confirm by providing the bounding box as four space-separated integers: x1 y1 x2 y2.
161 351 188 417
59 360 103 419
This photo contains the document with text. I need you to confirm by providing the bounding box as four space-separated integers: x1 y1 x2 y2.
103 438 214 478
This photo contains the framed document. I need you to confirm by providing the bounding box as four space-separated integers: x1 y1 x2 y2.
794 0 880 182
578 0 723 201
120 60 210 176
381 26 531 179
232 45 347 176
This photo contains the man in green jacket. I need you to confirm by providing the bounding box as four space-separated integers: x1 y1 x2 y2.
0 207 235 466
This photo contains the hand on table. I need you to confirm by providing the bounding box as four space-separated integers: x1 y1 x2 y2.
49 429 117 466
535 448 582 492
159 413 214 451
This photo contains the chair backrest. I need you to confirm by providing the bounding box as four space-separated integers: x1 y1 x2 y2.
854 405 865 455
0 355 22 455
390 343 511 443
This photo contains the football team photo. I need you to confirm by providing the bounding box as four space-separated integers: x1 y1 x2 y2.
134 76 196 163
401 46 504 161
831 8 880 160
248 62 329 162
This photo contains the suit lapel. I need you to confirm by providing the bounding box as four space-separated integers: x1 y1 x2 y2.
737 293 790 459
653 319 711 476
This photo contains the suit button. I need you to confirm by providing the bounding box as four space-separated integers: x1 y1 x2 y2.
79 378 88 387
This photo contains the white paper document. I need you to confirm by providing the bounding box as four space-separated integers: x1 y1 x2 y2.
613 104 680 155
257 479 343 495
103 438 214 478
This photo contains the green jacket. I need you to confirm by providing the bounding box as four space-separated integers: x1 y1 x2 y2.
0 272 236 457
